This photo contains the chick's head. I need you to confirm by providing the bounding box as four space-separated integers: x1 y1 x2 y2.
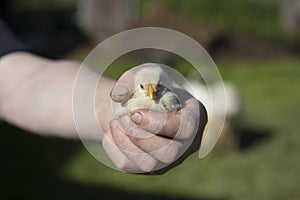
134 65 170 100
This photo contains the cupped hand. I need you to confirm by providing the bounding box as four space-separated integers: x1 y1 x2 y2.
102 64 207 174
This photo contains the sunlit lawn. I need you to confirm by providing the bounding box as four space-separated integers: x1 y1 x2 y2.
58 59 300 200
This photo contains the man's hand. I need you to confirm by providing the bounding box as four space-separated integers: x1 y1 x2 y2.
102 64 207 174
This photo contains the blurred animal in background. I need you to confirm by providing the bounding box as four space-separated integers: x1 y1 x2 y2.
280 0 300 34
114 64 182 116
267 0 300 35
184 80 242 148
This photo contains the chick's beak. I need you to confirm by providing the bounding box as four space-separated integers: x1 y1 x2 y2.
147 83 155 100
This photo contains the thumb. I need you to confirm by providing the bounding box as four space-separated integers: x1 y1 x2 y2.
110 70 135 103
110 63 155 103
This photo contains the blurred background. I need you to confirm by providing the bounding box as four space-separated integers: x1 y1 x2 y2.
1 0 300 199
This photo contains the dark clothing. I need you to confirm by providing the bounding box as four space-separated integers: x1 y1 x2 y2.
0 19 28 57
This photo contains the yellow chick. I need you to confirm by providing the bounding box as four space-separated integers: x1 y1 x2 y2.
115 65 182 116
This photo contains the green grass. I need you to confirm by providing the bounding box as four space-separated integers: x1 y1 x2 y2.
57 59 300 200
142 0 284 40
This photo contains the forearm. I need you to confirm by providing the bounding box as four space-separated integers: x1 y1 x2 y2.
0 52 114 139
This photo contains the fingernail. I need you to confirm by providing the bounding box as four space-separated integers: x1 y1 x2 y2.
120 115 131 126
131 112 143 125
111 85 129 97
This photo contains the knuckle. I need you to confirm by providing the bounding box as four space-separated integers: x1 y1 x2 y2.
116 159 137 172
159 144 179 164
137 155 157 172
176 112 198 140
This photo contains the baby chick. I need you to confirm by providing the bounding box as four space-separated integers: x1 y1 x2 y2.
115 65 182 116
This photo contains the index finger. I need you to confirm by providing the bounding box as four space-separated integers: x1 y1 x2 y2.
130 97 206 140
130 110 181 138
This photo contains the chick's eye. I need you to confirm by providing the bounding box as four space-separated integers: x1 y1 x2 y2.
140 84 144 89
157 84 163 90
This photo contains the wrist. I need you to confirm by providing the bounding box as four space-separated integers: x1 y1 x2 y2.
0 52 32 100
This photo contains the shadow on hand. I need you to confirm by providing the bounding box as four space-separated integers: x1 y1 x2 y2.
0 122 227 200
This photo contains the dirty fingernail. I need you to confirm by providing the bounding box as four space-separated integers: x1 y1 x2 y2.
131 112 143 125
111 85 129 97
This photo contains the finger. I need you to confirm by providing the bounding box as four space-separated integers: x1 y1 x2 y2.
130 110 180 138
102 130 141 173
119 115 183 164
130 106 200 140
110 119 158 172
175 98 203 140
172 86 208 139
110 70 135 103
132 98 205 141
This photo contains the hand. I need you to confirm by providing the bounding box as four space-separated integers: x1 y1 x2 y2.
102 64 207 174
